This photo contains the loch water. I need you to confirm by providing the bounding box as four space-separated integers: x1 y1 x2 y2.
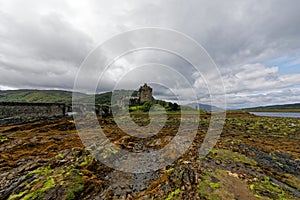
250 112 300 118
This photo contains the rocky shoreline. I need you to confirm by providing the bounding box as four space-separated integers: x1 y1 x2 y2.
0 112 299 199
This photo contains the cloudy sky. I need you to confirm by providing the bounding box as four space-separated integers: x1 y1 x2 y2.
0 0 300 109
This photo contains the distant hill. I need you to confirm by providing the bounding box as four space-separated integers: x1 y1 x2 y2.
0 90 211 113
95 90 138 105
242 103 300 111
186 102 222 111
0 90 74 103
0 89 138 105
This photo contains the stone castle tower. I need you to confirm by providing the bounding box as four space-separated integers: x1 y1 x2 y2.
138 83 153 102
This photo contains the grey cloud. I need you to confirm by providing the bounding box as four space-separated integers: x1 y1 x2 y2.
114 0 300 67
1 11 93 63
0 8 93 90
0 0 300 108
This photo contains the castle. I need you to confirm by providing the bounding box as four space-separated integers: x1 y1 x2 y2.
118 83 153 108
138 83 153 102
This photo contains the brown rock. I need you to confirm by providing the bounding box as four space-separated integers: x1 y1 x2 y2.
248 151 255 157
215 159 222 165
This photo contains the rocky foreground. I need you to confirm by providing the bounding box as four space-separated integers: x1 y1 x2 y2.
0 113 299 200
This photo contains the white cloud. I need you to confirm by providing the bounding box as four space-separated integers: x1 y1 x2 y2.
222 63 300 94
225 88 300 109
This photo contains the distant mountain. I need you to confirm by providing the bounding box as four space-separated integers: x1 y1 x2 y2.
186 103 222 111
242 103 300 111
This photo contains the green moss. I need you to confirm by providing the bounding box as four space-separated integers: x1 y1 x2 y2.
278 191 287 200
22 177 55 200
264 183 281 193
198 179 208 198
225 116 300 138
264 176 270 182
42 177 55 192
198 171 220 198
210 149 257 165
225 139 242 145
78 157 89 167
9 166 56 200
8 190 29 200
9 156 90 200
203 171 211 176
281 174 300 190
198 179 220 200
25 179 40 189
64 170 84 200
27 165 53 177
165 188 181 200
251 176 291 199
55 154 64 159
276 162 284 167
0 134 8 143
165 167 174 173
209 182 220 189
99 146 118 159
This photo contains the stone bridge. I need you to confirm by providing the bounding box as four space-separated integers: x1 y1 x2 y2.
69 103 112 117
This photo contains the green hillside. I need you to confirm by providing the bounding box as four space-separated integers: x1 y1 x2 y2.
242 103 300 111
0 89 138 105
0 90 74 103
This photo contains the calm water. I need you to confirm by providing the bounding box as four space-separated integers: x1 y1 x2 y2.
250 112 300 118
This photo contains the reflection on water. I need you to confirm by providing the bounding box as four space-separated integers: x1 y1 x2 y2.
250 112 300 118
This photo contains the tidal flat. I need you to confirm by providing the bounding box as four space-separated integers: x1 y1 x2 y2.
0 112 299 199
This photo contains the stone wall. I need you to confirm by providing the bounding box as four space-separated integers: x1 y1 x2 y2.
0 102 112 119
0 102 66 119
